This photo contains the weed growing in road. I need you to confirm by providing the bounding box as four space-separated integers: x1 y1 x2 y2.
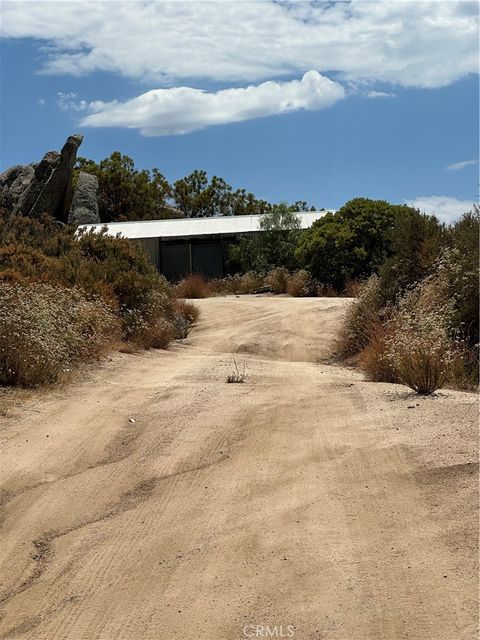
226 359 247 383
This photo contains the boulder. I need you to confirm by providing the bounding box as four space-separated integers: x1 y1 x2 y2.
0 164 35 211
68 172 100 225
14 134 83 220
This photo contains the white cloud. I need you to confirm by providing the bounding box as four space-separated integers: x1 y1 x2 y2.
57 91 88 112
78 71 345 136
37 98 46 106
445 159 478 171
366 91 396 99
1 1 478 89
406 195 476 223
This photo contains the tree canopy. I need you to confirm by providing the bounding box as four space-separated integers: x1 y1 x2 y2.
296 198 420 290
228 204 301 273
76 153 313 222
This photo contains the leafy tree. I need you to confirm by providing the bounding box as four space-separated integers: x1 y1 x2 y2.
77 154 314 221
297 198 408 290
379 207 446 302
75 153 172 222
446 208 479 347
229 204 301 272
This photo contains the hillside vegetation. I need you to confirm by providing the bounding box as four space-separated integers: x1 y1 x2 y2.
0 173 477 395
0 211 196 386
336 210 479 393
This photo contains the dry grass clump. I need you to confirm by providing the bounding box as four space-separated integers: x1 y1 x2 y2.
358 323 397 383
210 272 264 295
122 291 176 348
265 267 289 294
0 282 120 387
175 274 212 299
173 300 200 339
236 271 265 294
208 276 239 296
175 299 200 325
344 280 364 298
336 276 384 358
286 269 315 296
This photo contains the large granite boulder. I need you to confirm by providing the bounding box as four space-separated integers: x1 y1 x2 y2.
0 164 35 211
12 134 83 220
68 171 100 225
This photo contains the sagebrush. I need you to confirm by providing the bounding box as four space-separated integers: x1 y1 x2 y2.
0 282 120 386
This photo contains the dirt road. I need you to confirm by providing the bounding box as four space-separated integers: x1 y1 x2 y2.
0 296 478 640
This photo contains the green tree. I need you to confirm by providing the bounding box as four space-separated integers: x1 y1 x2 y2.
379 208 446 302
297 198 406 290
76 153 172 222
172 171 236 217
229 203 301 272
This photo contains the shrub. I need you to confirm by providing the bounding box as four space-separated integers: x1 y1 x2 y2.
131 317 177 350
175 274 211 299
121 289 182 347
384 274 459 394
358 323 397 383
444 212 479 348
344 280 364 298
0 245 62 283
236 271 265 294
0 213 185 343
0 282 120 387
74 229 164 312
296 199 403 291
336 276 385 358
286 269 315 297
265 267 289 294
173 300 200 338
175 299 200 325
208 275 240 296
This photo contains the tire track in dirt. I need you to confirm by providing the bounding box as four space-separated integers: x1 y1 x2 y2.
0 296 477 640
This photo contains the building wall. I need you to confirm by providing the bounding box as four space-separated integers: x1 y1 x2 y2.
139 237 232 281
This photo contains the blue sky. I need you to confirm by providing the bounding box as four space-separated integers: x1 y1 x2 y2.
1 1 478 221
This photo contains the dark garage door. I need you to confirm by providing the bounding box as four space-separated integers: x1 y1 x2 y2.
161 244 190 281
192 242 224 278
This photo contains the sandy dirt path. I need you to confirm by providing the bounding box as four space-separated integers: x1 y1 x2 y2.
0 296 478 640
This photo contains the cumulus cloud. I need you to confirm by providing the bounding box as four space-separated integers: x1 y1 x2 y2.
1 1 478 89
445 159 478 171
406 195 476 223
77 71 345 136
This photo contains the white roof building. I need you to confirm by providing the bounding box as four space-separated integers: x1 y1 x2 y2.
81 210 332 240
81 211 333 280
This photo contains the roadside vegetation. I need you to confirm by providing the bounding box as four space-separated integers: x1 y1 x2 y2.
1 152 477 396
173 199 478 395
336 210 479 394
0 210 197 386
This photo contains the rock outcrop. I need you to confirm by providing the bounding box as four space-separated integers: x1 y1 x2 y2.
68 172 100 225
0 165 35 211
0 134 83 222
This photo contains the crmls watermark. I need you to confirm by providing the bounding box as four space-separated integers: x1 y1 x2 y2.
242 624 295 638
